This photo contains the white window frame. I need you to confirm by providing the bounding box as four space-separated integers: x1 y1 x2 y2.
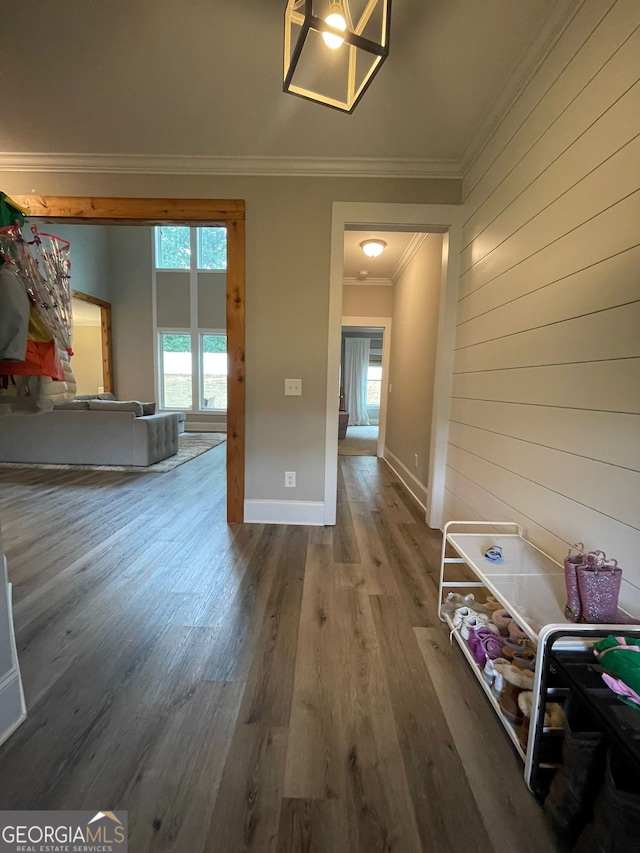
157 329 228 414
157 329 194 411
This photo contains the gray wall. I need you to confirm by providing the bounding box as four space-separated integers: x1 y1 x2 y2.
108 226 155 402
3 174 460 504
51 223 111 302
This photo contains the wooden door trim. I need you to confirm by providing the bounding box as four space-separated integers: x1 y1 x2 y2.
16 195 246 523
72 290 114 394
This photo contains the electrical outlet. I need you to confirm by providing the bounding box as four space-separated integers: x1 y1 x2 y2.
285 379 302 396
285 471 296 488
413 453 419 469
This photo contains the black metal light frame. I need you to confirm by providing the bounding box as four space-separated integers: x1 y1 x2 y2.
283 0 392 113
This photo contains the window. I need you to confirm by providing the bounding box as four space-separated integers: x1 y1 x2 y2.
154 226 228 412
160 333 192 408
201 334 227 410
158 332 227 412
155 226 191 269
154 226 227 270
198 227 227 270
367 365 382 406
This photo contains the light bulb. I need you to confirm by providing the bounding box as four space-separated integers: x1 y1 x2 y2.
322 4 346 49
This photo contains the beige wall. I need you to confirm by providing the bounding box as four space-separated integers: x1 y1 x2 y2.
385 235 444 490
342 284 393 318
3 173 460 503
72 325 103 396
446 0 640 608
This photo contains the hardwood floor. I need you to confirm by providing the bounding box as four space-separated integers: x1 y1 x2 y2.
0 450 560 852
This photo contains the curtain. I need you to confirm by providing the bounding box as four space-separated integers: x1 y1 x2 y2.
344 337 370 425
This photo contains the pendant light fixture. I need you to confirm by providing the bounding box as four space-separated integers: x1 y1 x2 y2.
284 0 392 113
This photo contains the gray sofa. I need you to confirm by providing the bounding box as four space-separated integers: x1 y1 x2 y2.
0 409 179 467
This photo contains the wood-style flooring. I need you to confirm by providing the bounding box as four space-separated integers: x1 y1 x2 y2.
0 448 560 852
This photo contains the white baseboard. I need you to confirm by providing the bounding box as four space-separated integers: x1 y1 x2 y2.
382 447 428 513
244 499 325 526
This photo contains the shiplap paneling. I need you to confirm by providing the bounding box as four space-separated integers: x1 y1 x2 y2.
446 1 640 597
454 302 640 373
457 189 640 324
448 422 640 529
464 0 635 216
449 398 640 472
446 448 640 603
456 244 640 349
443 467 639 616
461 70 640 271
452 360 640 414
460 134 640 298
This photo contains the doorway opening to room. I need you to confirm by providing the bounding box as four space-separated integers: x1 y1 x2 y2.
13 196 246 523
325 202 462 528
339 324 387 458
71 291 113 396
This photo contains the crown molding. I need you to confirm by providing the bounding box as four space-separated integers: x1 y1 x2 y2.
457 0 584 178
343 277 393 287
392 233 428 282
0 152 462 180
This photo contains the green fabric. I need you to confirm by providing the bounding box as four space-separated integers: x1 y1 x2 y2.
594 635 640 697
0 193 26 267
0 193 26 228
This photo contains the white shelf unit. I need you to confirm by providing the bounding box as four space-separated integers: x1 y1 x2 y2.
0 529 27 747
438 520 640 792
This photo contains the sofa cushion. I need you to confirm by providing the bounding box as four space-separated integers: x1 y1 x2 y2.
141 402 156 416
54 400 91 410
89 399 144 417
75 392 117 401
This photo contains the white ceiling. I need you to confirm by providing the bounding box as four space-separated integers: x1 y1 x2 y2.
343 230 417 281
0 0 569 176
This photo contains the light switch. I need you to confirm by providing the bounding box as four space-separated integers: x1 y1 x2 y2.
285 378 302 396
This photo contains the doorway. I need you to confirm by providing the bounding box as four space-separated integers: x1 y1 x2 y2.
72 290 113 396
325 202 463 528
12 195 245 523
338 321 391 458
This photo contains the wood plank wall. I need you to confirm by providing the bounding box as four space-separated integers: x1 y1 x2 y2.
445 0 640 610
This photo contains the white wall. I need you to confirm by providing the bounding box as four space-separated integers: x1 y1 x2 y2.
446 0 640 610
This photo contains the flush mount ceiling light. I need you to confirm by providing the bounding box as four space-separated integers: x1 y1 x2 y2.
284 0 392 113
360 239 386 257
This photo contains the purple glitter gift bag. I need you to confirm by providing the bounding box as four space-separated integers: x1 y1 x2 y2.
577 555 622 623
564 543 586 623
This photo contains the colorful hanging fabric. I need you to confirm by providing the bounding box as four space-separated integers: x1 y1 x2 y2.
594 635 640 711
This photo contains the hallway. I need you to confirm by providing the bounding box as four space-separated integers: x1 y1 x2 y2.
0 451 558 852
